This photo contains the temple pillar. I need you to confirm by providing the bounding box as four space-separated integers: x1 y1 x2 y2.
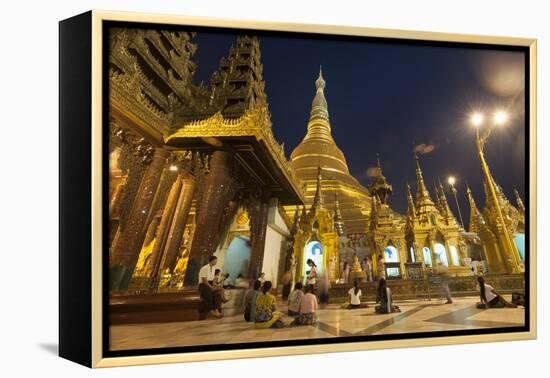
184 150 237 286
160 174 196 273
109 148 168 291
146 175 183 289
248 191 271 279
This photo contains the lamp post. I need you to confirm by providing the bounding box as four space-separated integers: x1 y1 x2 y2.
470 110 521 273
447 176 465 229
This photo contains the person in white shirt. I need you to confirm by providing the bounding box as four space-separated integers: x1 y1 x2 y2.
346 279 367 309
198 255 223 318
477 276 517 308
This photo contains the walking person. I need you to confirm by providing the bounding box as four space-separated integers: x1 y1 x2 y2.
436 261 453 304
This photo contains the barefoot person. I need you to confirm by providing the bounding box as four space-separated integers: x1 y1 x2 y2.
255 281 285 328
244 280 262 322
346 279 367 309
291 284 318 326
198 256 223 318
375 278 400 314
287 282 304 316
477 276 517 308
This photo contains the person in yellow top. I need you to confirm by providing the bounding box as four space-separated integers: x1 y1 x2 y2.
254 281 285 328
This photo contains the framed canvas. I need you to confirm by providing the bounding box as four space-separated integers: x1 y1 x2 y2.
59 10 537 368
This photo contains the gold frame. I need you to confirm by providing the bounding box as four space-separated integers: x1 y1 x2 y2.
90 10 537 368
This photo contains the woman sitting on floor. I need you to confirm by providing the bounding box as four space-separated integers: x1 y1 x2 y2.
345 279 368 309
254 281 285 328
375 278 401 314
243 280 262 322
287 282 304 317
291 284 318 326
476 276 517 308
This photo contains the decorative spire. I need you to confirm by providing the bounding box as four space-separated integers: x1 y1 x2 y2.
514 189 525 215
467 185 484 233
406 182 417 219
309 166 324 217
299 205 309 228
369 193 379 230
433 179 441 211
414 154 433 206
309 66 329 122
437 179 454 220
291 206 300 235
368 154 393 204
333 192 345 236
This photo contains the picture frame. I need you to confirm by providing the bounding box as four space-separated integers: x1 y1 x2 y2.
59 10 537 368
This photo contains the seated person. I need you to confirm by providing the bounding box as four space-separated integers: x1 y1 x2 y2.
346 279 368 309
197 256 223 318
254 281 285 329
243 280 262 322
235 274 250 288
476 276 517 308
291 284 318 326
287 282 304 316
212 269 228 304
375 278 401 314
222 273 235 288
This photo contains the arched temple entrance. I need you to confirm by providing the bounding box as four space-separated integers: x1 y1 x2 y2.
434 243 449 267
304 240 324 276
423 247 433 267
222 235 251 285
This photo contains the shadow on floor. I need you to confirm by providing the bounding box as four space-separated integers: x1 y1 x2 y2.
38 343 58 356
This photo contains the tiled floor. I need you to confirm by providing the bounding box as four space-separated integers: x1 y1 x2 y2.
109 296 525 351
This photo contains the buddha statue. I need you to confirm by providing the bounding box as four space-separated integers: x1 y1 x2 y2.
352 254 363 272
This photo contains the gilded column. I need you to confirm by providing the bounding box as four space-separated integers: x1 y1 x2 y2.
146 175 183 287
184 150 237 286
109 148 168 291
160 174 196 272
248 191 271 279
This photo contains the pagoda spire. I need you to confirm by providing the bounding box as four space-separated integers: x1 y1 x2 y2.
369 193 379 230
309 166 324 217
406 182 417 219
414 154 434 206
433 179 441 211
467 185 484 233
514 189 525 216
437 178 454 220
310 66 329 122
333 192 345 236
368 154 393 204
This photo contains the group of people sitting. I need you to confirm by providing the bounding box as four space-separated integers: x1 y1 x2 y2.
199 254 518 324
243 279 319 328
340 278 401 313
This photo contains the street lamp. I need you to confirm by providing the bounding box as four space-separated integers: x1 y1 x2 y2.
447 176 465 229
469 110 521 273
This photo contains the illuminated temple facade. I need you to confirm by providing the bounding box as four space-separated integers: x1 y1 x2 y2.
107 28 526 294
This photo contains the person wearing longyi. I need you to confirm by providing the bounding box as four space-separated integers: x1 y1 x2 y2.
198 255 223 318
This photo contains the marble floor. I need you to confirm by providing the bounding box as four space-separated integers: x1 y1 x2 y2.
109 296 525 351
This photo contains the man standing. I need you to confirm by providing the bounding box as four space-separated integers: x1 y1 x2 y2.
436 261 453 304
198 255 223 318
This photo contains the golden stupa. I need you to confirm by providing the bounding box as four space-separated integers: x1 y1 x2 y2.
289 68 372 234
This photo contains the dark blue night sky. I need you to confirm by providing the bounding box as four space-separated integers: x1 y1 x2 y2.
190 29 526 217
